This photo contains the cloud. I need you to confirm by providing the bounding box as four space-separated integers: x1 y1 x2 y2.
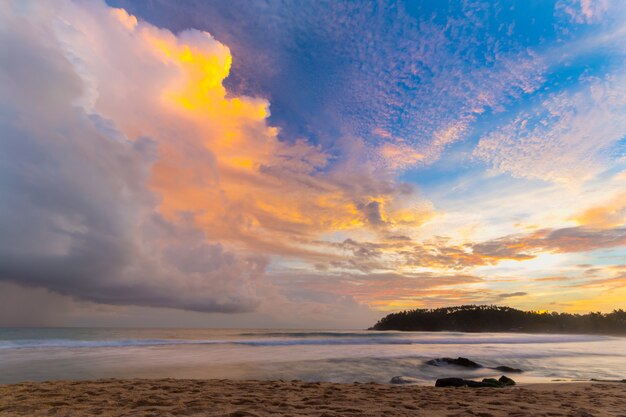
571 271 626 289
370 227 626 271
496 291 528 299
269 270 484 311
472 3 626 186
3 0 625 322
403 238 534 270
573 193 626 227
534 226 626 252
309 223 626 276
320 2 545 165
0 1 433 318
0 3 265 312
445 226 626 268
474 73 626 184
111 0 546 169
556 0 611 24
377 142 425 169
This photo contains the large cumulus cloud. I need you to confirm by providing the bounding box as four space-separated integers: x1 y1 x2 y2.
0 0 427 316
0 1 265 312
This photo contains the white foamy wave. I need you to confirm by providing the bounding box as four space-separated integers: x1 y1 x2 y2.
0 333 609 350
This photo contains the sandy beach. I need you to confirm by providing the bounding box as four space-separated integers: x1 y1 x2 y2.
0 379 624 417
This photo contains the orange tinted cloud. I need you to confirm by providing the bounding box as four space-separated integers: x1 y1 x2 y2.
574 193 626 228
0 0 440 320
74 6 435 259
310 224 626 275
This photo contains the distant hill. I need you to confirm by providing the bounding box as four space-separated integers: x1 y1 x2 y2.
369 305 626 335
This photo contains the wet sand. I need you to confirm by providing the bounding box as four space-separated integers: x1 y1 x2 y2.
1 378 625 416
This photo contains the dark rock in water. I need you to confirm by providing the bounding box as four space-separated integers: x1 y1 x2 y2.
435 377 467 387
436 378 493 388
466 380 493 387
498 375 516 386
427 357 524 374
494 365 523 373
480 378 503 387
426 357 483 368
465 379 491 388
389 376 420 384
435 376 516 388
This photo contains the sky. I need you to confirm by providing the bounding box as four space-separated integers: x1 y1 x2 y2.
0 0 625 328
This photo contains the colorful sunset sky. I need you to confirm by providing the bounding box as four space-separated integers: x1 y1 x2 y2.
1 0 625 328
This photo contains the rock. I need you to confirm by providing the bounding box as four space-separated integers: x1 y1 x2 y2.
463 380 483 387
426 357 483 368
498 375 516 386
389 376 420 384
426 358 523 372
494 365 523 373
435 378 493 388
466 380 496 387
435 376 516 388
480 378 503 387
435 377 467 387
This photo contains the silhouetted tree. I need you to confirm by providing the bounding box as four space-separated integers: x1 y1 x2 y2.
369 305 626 335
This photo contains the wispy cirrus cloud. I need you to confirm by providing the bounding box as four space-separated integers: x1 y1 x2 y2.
474 73 626 184
556 0 611 24
474 0 626 186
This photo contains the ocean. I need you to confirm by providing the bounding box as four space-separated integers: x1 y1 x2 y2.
1 328 624 384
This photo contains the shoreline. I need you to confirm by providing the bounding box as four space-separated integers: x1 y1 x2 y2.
1 378 625 416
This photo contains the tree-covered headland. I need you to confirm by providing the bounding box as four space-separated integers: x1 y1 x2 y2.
369 305 626 335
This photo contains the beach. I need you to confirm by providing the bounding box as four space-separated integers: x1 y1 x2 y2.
3 329 626 415
1 379 625 416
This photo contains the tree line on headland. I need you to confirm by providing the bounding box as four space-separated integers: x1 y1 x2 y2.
369 305 626 335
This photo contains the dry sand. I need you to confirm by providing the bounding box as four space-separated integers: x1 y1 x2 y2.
1 378 625 417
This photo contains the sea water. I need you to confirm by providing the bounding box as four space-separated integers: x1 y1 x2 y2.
1 328 624 384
